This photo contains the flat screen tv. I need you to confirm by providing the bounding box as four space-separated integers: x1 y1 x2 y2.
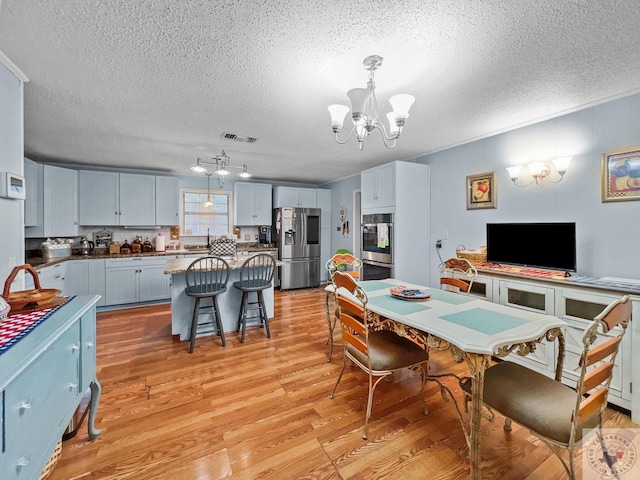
486 222 576 272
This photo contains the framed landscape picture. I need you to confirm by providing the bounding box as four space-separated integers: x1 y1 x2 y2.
466 171 496 210
602 146 640 202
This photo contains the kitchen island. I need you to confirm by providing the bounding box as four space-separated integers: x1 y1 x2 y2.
165 253 278 342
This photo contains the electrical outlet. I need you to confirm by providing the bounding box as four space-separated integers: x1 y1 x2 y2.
436 240 442 249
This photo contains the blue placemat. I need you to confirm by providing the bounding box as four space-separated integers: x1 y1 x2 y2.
427 289 476 305
368 295 432 315
439 307 529 335
359 280 396 292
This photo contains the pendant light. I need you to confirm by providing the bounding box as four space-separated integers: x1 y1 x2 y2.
203 173 213 207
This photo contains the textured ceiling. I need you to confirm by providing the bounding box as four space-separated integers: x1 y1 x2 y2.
1 0 640 185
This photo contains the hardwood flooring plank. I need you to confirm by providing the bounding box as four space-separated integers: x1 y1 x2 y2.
47 288 638 480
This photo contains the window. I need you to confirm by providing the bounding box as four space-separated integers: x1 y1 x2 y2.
181 189 231 236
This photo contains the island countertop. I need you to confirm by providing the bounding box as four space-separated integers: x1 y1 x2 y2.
165 252 280 275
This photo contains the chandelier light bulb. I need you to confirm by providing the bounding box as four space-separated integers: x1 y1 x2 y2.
238 165 252 178
553 156 572 174
191 158 207 173
506 165 523 181
328 104 350 131
389 94 415 121
386 112 400 136
347 88 370 120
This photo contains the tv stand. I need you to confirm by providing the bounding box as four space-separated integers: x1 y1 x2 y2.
453 266 639 422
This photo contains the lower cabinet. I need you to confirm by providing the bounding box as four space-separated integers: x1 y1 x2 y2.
105 257 170 305
476 272 635 414
63 259 106 307
0 296 100 480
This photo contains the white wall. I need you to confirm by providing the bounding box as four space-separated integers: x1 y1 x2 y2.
0 59 25 286
420 93 640 286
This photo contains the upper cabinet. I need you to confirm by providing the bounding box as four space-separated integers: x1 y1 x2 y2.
234 182 272 225
78 171 156 226
361 163 396 211
273 186 317 208
155 176 179 226
25 164 78 238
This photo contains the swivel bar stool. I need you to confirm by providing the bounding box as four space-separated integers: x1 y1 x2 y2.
184 256 229 353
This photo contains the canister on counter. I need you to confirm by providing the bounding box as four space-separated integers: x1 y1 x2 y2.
120 240 131 254
109 241 120 254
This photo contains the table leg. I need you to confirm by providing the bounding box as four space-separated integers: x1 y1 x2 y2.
463 353 490 480
88 379 102 440
325 290 337 362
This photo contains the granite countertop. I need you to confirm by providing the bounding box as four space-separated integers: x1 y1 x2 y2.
25 245 278 269
165 253 281 275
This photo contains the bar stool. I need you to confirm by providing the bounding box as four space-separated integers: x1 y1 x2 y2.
233 253 276 343
185 256 229 353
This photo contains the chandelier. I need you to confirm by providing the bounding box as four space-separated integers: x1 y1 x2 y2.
191 150 252 187
328 55 415 150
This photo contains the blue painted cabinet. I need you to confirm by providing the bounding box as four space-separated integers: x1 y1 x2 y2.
0 296 101 480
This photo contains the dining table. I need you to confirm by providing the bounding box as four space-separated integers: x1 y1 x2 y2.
327 278 567 480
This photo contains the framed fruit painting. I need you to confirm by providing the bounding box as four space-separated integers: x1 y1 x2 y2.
466 171 496 210
602 146 640 202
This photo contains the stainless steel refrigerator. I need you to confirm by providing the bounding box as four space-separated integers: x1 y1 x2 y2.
273 207 321 290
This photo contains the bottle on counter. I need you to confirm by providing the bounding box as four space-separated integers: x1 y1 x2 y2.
142 237 153 252
131 237 142 254
120 239 131 254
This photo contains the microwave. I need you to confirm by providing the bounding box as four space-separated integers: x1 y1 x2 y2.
0 172 26 200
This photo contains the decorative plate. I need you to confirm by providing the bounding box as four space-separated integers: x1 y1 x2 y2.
389 286 431 301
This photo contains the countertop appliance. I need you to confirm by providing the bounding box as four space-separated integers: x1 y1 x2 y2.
259 225 271 245
73 237 94 256
361 213 394 280
273 207 321 290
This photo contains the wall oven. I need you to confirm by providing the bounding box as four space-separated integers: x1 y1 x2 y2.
361 213 393 280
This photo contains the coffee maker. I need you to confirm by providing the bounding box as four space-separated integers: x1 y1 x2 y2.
258 226 271 245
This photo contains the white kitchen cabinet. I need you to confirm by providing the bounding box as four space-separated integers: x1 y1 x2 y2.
155 176 180 226
119 173 156 225
498 279 556 374
105 257 170 305
78 170 119 225
361 163 395 210
472 269 637 418
78 171 156 226
24 158 40 227
273 186 317 208
25 164 78 237
234 182 273 225
62 258 106 307
556 287 632 403
28 263 67 292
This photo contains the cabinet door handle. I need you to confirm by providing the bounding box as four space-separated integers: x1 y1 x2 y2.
87 341 95 348
20 398 33 410
68 382 78 389
71 342 80 352
17 457 28 467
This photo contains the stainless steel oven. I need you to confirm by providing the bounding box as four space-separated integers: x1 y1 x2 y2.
361 213 393 280
362 259 393 280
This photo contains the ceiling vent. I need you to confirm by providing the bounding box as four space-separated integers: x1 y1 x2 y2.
221 132 257 143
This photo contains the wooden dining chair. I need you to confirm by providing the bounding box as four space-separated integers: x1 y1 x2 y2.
462 295 631 479
329 271 430 440
324 253 363 362
439 257 477 294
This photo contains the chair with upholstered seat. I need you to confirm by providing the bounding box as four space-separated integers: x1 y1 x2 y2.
329 271 430 440
439 257 477 294
461 295 631 479
184 256 230 353
233 253 276 343
324 252 363 362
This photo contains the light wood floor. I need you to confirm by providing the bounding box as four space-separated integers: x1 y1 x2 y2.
50 288 636 480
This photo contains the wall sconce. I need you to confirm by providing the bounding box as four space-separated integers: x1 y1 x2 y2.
506 157 572 186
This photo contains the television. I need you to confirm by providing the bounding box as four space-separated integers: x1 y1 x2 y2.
486 222 576 272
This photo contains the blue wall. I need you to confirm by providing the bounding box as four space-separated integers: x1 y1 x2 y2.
324 174 360 255
327 93 640 286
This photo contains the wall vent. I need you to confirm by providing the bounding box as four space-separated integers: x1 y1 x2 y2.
221 132 257 143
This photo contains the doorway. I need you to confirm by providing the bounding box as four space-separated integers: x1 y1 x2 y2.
352 190 361 257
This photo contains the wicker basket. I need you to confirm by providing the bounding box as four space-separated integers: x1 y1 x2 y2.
40 439 62 480
456 245 487 266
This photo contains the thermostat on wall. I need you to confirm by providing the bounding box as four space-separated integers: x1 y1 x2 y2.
0 172 26 200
